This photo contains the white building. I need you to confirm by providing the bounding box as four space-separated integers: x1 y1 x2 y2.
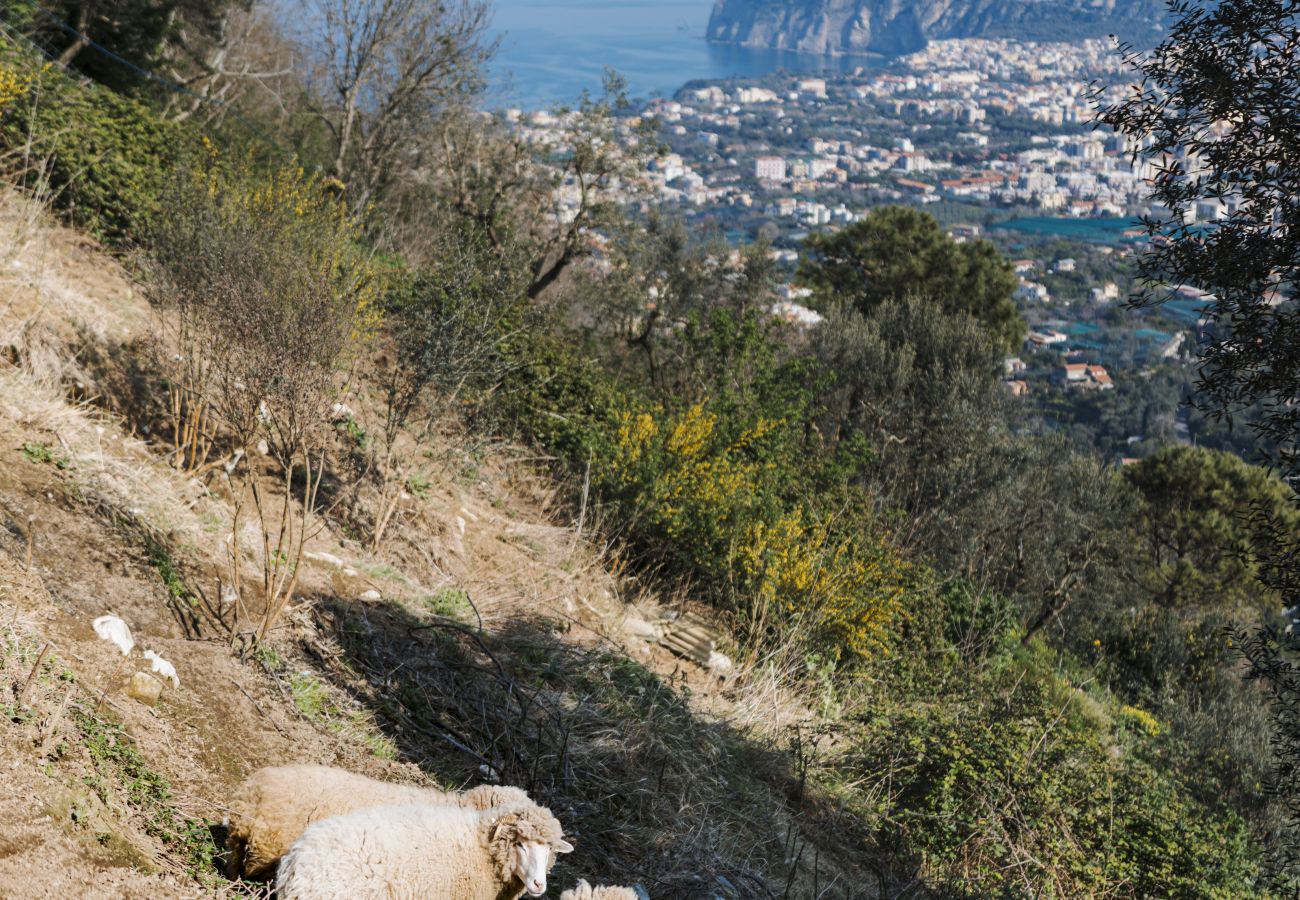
736 87 779 104
755 156 787 180
796 78 828 99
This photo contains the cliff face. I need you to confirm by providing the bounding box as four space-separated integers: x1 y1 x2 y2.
707 0 1164 56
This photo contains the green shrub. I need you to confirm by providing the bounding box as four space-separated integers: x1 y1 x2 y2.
837 654 1261 897
420 587 472 621
0 34 193 242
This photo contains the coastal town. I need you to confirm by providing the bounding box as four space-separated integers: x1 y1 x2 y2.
509 39 1157 230
507 37 1216 460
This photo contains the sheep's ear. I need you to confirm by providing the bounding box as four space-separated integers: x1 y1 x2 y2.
554 839 574 854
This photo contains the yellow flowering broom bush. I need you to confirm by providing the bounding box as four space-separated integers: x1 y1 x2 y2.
0 62 32 111
598 400 911 664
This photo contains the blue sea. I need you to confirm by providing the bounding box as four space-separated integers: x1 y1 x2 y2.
998 217 1146 244
486 0 884 108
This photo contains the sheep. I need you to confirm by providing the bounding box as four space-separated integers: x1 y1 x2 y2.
225 764 535 879
560 880 642 900
275 801 573 900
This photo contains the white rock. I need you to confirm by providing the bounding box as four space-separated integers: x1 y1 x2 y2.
622 613 662 641
142 650 180 689
125 671 163 705
92 615 134 656
358 590 382 602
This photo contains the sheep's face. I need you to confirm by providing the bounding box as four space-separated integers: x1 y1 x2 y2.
512 841 551 897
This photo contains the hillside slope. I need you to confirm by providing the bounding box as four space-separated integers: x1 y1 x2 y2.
0 188 888 897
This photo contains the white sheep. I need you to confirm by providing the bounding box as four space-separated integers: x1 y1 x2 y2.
142 650 179 688
560 880 642 900
275 801 573 900
92 615 134 655
225 764 536 879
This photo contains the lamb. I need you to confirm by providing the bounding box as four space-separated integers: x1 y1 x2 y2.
225 764 534 879
275 801 573 900
560 880 642 900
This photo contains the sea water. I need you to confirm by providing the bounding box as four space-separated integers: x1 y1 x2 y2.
487 0 886 108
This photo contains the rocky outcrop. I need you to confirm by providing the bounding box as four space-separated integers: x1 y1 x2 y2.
706 0 1165 56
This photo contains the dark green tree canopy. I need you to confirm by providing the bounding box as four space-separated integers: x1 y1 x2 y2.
1097 0 1300 480
798 206 1026 352
1100 0 1300 880
1126 445 1299 612
25 1 250 97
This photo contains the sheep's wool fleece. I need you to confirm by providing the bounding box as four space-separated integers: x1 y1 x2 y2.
226 765 532 879
561 880 641 900
276 802 564 900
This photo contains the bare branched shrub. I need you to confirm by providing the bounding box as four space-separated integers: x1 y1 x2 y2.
293 0 494 214
148 153 381 641
384 73 660 300
366 224 527 549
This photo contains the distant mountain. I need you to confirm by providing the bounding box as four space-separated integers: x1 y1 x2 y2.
706 0 1166 57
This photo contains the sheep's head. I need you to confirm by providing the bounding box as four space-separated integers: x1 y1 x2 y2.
486 804 574 898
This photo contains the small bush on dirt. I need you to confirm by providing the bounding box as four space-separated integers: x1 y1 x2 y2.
21 440 69 469
420 587 472 621
147 150 383 642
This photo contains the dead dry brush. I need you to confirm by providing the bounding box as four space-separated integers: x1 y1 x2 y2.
147 154 382 643
359 224 528 551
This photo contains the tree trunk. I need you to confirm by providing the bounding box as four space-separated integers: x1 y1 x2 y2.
56 4 93 69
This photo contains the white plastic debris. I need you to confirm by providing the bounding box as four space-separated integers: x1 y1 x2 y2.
142 650 180 689
92 615 135 656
